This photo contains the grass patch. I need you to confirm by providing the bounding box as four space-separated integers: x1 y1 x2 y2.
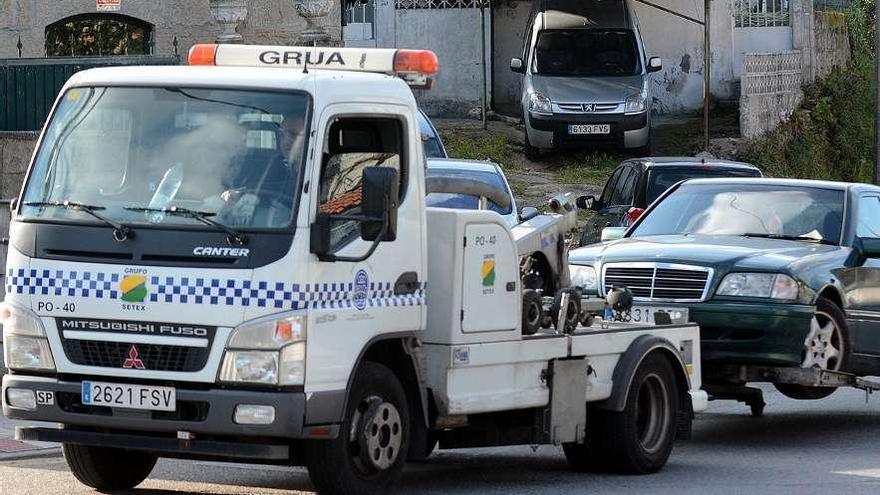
740 2 875 183
442 131 516 167
556 152 620 185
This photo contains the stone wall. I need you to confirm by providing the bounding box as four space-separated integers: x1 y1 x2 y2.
0 132 37 301
814 11 850 78
739 51 804 138
0 0 340 59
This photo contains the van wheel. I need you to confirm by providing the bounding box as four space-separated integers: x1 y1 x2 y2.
522 289 543 335
524 130 541 160
775 296 847 400
63 443 157 492
567 354 679 474
305 362 409 495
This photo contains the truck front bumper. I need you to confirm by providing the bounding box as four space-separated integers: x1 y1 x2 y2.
2 374 319 441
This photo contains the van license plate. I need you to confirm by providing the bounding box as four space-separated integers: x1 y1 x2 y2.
629 306 689 325
569 124 610 135
82 381 176 411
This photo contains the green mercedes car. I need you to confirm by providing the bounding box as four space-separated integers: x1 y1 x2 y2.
568 178 880 399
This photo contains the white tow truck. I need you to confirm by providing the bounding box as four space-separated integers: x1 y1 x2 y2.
1 44 707 495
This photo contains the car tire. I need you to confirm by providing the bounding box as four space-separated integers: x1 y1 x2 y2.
522 289 543 336
63 443 157 492
566 354 679 474
305 361 409 495
775 296 849 401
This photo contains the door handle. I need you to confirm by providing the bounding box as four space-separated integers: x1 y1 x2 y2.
394 272 420 295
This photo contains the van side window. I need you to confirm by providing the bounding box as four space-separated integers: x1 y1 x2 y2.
319 117 406 250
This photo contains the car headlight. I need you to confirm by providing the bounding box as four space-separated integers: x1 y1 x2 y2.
716 273 799 300
220 313 307 386
528 92 552 115
569 265 598 293
624 89 648 114
1 303 55 371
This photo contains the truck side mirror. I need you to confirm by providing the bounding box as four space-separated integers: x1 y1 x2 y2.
647 57 662 73
576 195 599 211
601 227 627 242
520 206 539 222
510 58 525 74
361 167 399 242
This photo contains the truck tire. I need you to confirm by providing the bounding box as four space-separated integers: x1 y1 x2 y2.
305 361 410 495
522 289 543 336
62 443 157 492
578 354 679 474
775 296 847 401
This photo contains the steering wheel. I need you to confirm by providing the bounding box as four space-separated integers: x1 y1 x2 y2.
217 188 293 222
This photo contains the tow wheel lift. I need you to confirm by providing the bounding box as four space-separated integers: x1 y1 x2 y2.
706 366 880 417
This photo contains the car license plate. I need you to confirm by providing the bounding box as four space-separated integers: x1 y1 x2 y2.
82 381 176 412
568 124 610 135
629 306 689 325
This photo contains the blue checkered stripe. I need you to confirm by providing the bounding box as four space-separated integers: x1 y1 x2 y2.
6 269 119 299
5 268 426 309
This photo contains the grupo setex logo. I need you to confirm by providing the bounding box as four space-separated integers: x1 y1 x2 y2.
120 275 148 303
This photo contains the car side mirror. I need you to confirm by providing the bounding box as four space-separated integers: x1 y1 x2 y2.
520 206 539 222
856 237 880 259
647 57 662 73
310 167 399 262
510 58 525 74
576 195 599 211
601 226 627 242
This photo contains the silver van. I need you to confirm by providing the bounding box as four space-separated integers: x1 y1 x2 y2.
511 0 662 157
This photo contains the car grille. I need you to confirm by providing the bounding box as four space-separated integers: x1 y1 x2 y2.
603 264 712 302
61 339 209 372
555 102 620 114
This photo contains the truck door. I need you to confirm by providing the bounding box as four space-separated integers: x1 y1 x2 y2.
305 106 425 393
850 194 880 356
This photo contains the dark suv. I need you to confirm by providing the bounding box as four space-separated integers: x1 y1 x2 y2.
577 157 762 246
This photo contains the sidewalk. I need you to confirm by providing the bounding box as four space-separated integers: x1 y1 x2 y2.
0 341 62 460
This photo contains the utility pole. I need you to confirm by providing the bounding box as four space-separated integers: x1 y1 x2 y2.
480 1 489 131
703 0 711 151
875 0 880 184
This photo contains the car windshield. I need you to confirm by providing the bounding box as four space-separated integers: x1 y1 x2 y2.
418 112 446 158
426 168 513 215
646 167 762 204
21 86 310 230
534 29 641 76
631 183 845 244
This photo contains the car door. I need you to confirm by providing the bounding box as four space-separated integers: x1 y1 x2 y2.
849 194 880 356
585 166 624 244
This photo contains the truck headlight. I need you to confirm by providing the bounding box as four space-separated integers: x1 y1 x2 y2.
624 90 648 114
1 303 55 371
569 265 598 293
716 273 799 300
220 313 307 386
528 92 553 116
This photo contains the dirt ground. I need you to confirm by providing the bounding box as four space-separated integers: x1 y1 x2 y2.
433 106 742 209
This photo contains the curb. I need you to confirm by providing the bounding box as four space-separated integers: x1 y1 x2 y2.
0 446 61 462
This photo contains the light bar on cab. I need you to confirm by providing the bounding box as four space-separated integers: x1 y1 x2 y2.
188 44 439 85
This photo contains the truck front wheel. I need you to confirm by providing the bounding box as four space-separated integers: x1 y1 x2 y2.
305 361 410 495
63 443 157 492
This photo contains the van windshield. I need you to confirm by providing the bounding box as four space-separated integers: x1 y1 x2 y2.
534 29 641 76
21 86 310 230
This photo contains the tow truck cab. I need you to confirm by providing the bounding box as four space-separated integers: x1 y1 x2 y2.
2 44 705 495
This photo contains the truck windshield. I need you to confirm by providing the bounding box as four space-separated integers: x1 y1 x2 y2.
21 86 310 230
631 183 845 244
534 29 641 76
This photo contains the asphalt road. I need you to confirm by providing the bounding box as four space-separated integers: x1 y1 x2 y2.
2 384 880 495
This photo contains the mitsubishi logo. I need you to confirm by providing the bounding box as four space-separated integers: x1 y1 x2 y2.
123 345 146 369
582 103 596 113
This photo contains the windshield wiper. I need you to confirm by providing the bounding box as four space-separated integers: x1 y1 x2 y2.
23 200 133 242
124 206 247 246
740 233 836 245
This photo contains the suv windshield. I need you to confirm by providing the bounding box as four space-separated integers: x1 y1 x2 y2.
534 29 640 76
631 183 845 244
21 86 310 230
646 167 762 204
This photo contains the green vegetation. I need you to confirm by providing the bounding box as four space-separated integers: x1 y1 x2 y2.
556 152 620 184
443 132 517 168
741 1 875 182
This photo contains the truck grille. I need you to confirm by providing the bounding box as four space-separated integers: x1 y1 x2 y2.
603 264 712 302
61 340 209 372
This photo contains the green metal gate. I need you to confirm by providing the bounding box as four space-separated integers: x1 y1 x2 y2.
0 55 179 132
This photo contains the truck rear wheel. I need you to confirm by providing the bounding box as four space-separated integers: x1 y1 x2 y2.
567 354 679 474
305 361 410 495
62 443 157 492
